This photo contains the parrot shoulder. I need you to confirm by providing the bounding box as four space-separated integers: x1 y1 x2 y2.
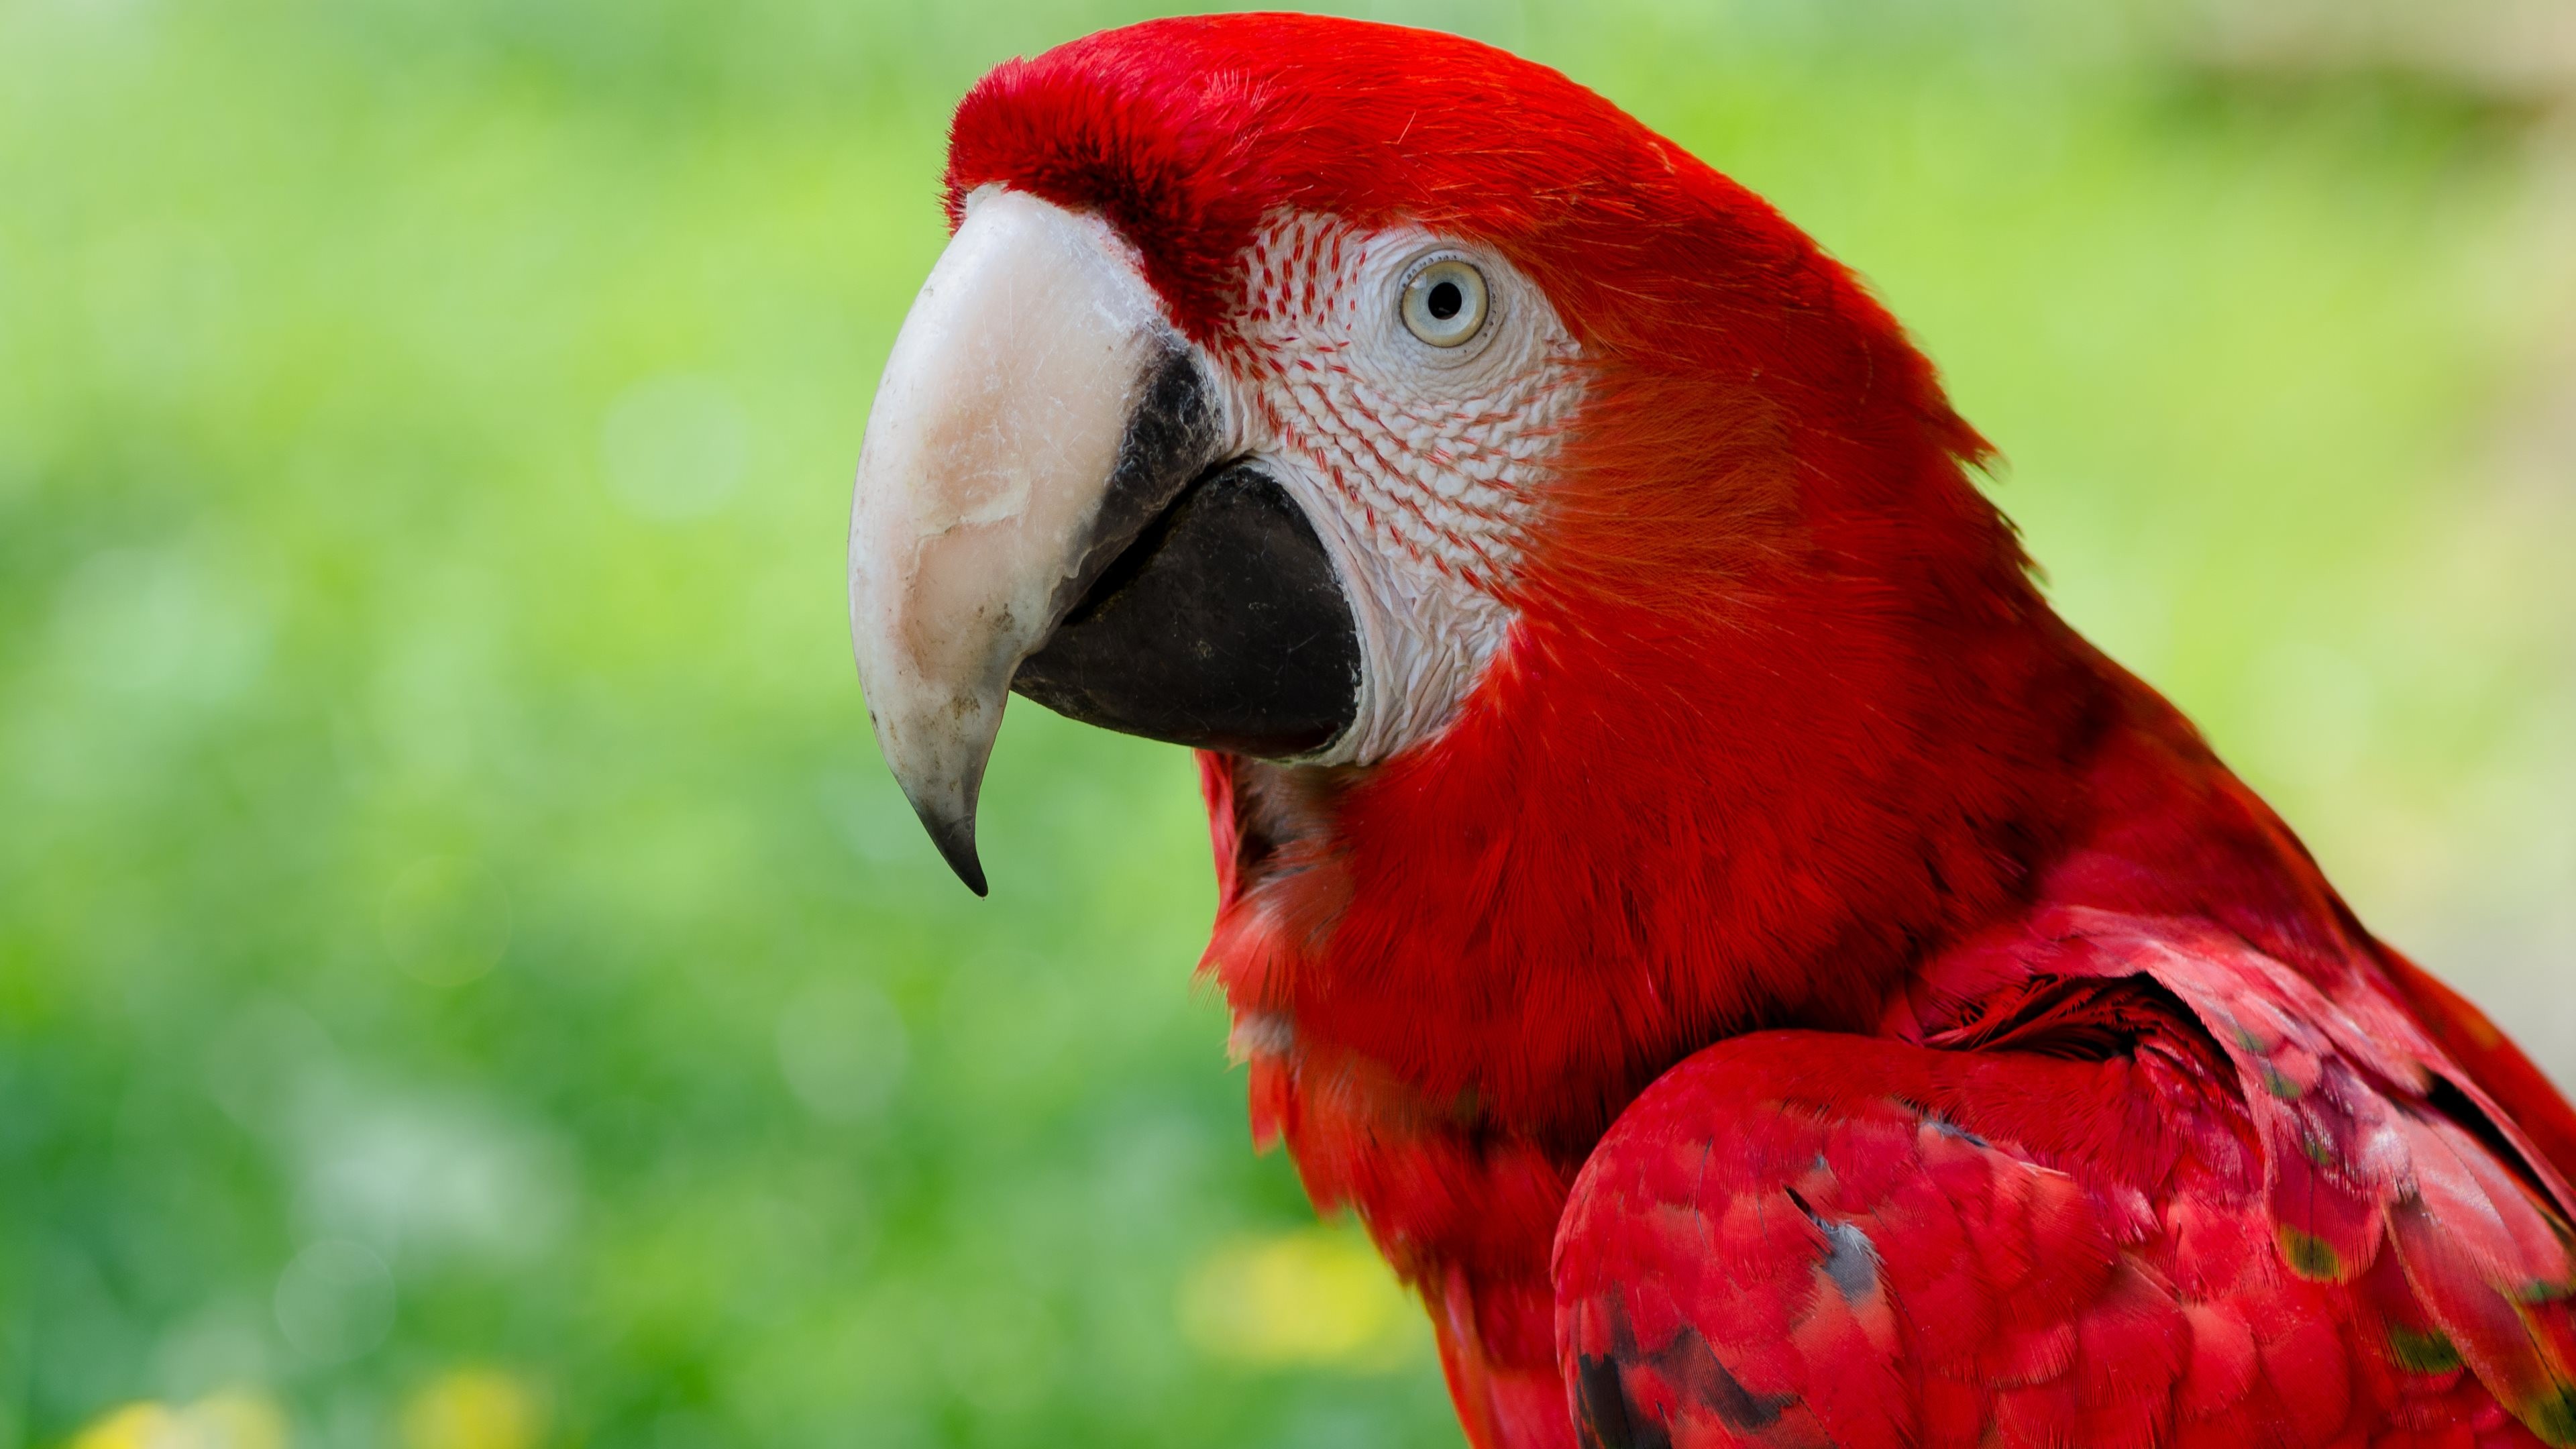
1554 910 2576 1448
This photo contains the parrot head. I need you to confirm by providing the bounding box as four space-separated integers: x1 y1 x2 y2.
852 14 2110 1120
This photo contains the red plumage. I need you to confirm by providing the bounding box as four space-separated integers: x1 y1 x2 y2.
945 16 2576 1447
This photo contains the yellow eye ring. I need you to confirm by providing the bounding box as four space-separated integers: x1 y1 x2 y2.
1401 258 1489 347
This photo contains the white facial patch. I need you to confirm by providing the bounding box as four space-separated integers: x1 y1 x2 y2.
1215 213 1584 766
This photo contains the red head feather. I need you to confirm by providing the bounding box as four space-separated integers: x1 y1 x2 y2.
951 15 2116 1139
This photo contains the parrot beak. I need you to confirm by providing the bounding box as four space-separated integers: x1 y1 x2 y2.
849 189 1360 894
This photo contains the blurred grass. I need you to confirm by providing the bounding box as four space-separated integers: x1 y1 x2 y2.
1 0 2570 1445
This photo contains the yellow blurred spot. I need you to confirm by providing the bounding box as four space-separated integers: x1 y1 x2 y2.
68 1403 172 1449
401 1368 543 1449
69 1393 287 1449
1176 1225 1427 1370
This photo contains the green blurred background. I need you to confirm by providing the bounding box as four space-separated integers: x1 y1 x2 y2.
3 0 2571 1444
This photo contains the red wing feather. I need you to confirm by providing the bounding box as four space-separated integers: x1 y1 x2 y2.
1556 915 2576 1448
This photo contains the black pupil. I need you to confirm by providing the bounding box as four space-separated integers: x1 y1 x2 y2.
1426 280 1463 321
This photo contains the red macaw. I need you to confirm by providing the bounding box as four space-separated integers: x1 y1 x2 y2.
843 15 2576 1448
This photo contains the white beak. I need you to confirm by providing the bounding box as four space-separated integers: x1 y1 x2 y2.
847 189 1216 893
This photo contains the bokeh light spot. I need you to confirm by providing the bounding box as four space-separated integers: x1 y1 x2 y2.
69 1391 288 1449
401 1367 545 1449
48 544 270 704
1176 1226 1427 1370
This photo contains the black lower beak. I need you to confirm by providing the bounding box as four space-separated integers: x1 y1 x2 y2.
1012 460 1361 759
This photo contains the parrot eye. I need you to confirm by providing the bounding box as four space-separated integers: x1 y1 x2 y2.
1401 257 1489 347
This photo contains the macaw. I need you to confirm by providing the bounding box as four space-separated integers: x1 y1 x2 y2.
843 15 2576 1448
